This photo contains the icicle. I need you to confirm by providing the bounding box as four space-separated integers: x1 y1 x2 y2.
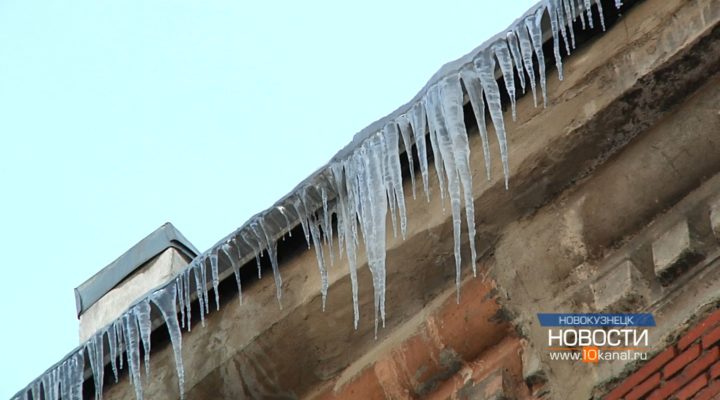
209 251 221 311
106 325 119 382
424 94 447 206
199 258 210 314
409 102 431 201
31 380 42 400
182 270 192 331
382 122 408 239
176 276 186 329
506 31 526 93
68 351 84 400
595 0 606 31
331 163 360 328
151 284 185 400
546 0 565 81
584 0 594 28
578 0 587 29
474 51 510 188
320 187 335 266
562 0 577 50
492 39 518 120
258 218 283 305
239 230 263 279
191 262 206 326
276 205 292 232
86 332 105 400
41 368 59 400
440 76 479 280
397 115 417 199
292 195 312 249
516 25 538 107
308 215 328 310
136 299 152 378
221 243 243 304
615 0 623 9
354 133 388 336
426 83 463 300
123 311 144 400
114 319 124 371
459 65 492 181
526 11 549 107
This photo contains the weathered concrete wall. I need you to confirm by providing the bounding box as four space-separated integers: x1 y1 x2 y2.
94 0 720 398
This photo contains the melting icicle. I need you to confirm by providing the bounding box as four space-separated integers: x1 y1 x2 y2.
546 0 565 81
516 25 539 107
308 214 328 310
31 380 42 400
182 270 193 331
320 188 335 266
176 276 186 329
594 0 606 31
114 319 125 371
331 162 360 328
493 39 517 120
192 262 206 326
382 122 408 239
584 0 594 29
562 0 577 50
440 76 479 280
409 102 431 201
86 333 105 400
136 299 152 378
292 195 312 250
506 31 526 93
276 205 292 234
123 311 144 400
209 251 221 311
258 218 283 305
460 65 492 182
526 11 549 107
354 133 388 335
426 83 464 299
397 115 417 199
424 95 447 206
199 258 210 314
107 325 119 382
239 230 263 279
475 50 510 188
69 351 84 400
221 242 243 304
151 284 185 400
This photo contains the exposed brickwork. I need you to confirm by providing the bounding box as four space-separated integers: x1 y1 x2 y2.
604 308 720 400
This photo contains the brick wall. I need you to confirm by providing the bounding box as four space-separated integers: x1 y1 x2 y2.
605 308 720 400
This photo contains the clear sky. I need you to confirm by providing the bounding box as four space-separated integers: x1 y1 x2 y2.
0 1 537 397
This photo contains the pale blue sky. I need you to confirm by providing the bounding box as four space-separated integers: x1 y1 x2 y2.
0 1 536 397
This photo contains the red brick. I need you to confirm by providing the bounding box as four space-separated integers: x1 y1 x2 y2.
605 347 678 400
625 373 661 400
663 344 701 378
694 379 720 400
703 326 720 349
675 346 720 383
711 360 720 379
674 373 708 400
677 309 720 350
646 348 719 400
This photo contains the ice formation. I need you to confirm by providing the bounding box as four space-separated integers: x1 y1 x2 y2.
11 1 622 398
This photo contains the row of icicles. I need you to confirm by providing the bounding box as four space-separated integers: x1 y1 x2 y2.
12 1 622 399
